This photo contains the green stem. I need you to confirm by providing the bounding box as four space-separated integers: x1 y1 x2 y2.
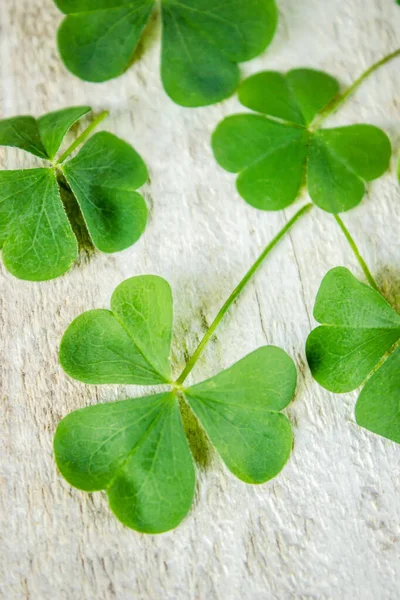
56 110 109 164
176 203 313 385
313 48 400 127
334 214 379 291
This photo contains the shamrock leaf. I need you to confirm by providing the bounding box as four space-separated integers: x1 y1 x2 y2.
0 108 148 281
212 69 391 212
53 0 277 107
55 275 297 533
306 267 400 443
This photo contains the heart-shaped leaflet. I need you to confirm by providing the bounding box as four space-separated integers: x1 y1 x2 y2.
307 267 400 443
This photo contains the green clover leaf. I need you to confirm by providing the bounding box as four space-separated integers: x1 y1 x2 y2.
0 108 148 281
55 275 297 533
212 69 391 213
306 267 400 443
53 0 277 107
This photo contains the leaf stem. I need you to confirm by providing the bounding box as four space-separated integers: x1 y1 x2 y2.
176 203 313 385
56 110 109 164
334 214 379 291
313 48 400 127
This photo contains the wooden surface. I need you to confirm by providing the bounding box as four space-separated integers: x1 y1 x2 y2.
1 1 400 598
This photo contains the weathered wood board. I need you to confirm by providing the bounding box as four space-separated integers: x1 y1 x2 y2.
1 0 400 598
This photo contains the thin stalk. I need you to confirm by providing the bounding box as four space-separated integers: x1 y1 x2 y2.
176 203 313 385
334 214 379 291
56 110 109 164
313 48 400 128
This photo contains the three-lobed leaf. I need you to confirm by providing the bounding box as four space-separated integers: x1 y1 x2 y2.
307 267 400 444
212 69 391 213
0 108 148 280
55 276 297 532
54 0 277 107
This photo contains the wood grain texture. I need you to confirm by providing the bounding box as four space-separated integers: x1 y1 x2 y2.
1 0 400 598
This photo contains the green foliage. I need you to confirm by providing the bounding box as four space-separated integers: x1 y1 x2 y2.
307 267 400 443
53 0 277 107
60 275 172 384
55 392 195 533
62 132 148 252
37 106 92 159
0 108 148 281
355 349 400 444
212 69 391 213
0 169 78 281
185 347 295 483
0 106 90 159
55 275 297 533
